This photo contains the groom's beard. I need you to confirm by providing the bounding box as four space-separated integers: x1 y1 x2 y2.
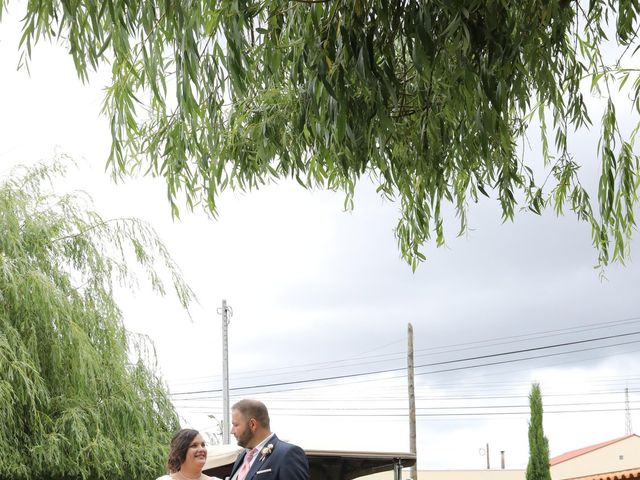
236 422 253 448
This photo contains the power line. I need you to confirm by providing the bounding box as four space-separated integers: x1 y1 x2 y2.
414 338 640 377
169 330 640 397
174 399 636 412
165 315 640 388
414 316 640 357
183 408 640 418
169 344 640 399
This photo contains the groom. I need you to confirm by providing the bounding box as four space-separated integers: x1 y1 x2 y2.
228 399 309 480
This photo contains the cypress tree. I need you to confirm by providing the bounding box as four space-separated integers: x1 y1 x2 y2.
526 382 552 480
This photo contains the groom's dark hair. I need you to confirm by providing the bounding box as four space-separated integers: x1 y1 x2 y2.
233 399 271 429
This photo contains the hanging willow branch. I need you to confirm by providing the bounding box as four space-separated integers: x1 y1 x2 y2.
3 0 640 269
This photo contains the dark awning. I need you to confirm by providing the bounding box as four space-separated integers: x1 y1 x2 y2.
203 446 416 480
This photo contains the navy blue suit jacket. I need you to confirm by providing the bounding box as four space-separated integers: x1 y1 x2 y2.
228 435 309 480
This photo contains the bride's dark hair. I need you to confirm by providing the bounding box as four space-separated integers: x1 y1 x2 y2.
167 428 200 473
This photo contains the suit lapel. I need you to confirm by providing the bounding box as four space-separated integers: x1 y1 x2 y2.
246 435 279 480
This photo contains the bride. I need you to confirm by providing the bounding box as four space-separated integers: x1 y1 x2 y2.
157 429 217 480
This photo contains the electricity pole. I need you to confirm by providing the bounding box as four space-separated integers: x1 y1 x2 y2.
625 387 633 435
408 323 417 480
218 299 232 444
486 443 490 469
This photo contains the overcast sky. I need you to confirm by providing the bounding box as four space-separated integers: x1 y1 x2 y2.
2 10 639 472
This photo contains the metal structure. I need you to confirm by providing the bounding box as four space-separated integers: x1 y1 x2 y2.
626 387 633 435
203 446 416 480
407 323 417 480
217 299 232 444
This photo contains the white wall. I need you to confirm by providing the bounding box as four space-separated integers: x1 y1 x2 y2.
362 469 525 480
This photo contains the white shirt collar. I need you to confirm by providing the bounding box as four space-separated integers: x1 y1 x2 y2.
253 432 275 455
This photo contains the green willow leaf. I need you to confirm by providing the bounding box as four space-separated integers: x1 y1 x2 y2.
4 0 640 268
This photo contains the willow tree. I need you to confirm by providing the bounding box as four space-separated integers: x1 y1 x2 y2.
2 1 640 268
526 383 551 480
0 161 194 480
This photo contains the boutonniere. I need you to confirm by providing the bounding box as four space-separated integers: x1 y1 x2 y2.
260 443 274 461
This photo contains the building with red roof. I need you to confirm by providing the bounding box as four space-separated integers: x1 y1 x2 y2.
550 434 640 480
364 434 640 480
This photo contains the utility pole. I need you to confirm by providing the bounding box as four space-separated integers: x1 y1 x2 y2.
486 443 490 469
217 299 232 444
625 387 633 435
408 323 417 480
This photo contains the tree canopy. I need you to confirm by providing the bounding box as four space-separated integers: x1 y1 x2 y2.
2 1 640 268
0 160 194 479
